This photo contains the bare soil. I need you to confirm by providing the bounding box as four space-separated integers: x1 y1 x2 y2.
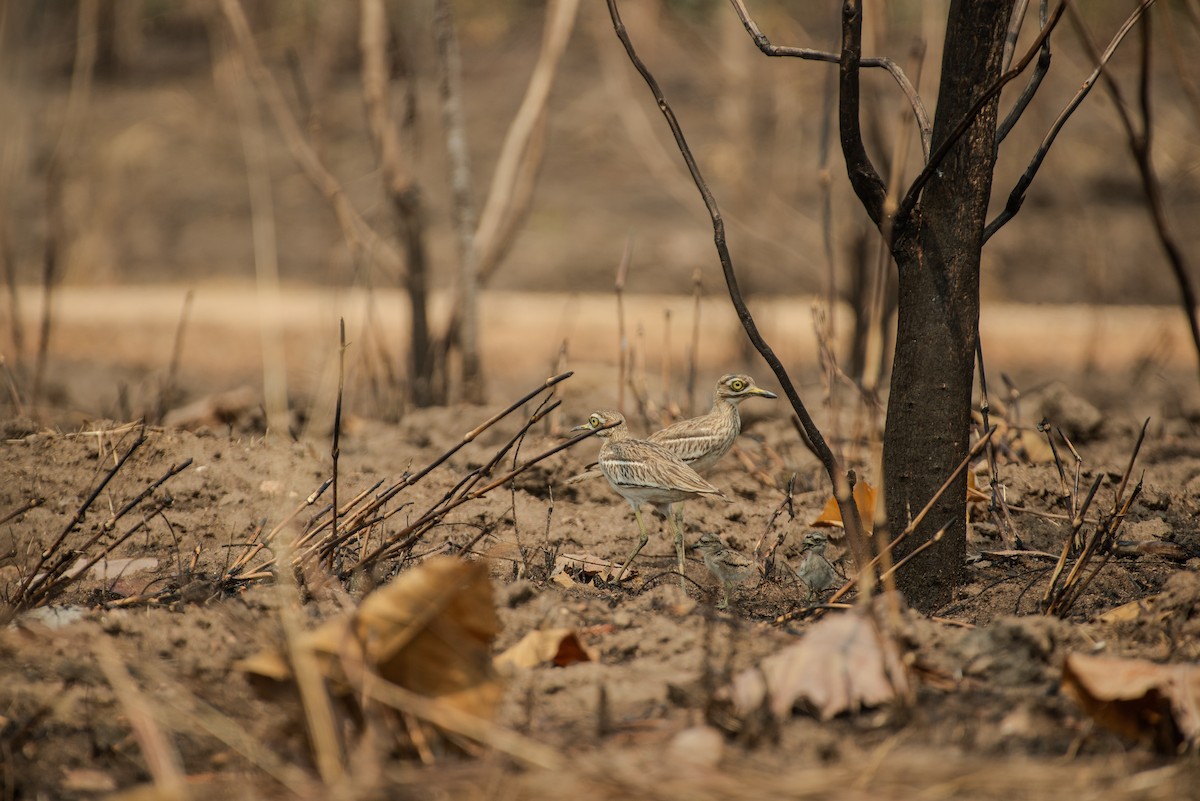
3 354 1200 799
3 3 1200 798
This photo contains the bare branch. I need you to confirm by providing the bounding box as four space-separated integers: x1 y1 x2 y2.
983 0 1153 241
604 0 873 581
1064 4 1200 377
475 0 580 280
898 0 1066 229
433 0 483 402
996 0 1052 146
1001 0 1032 70
727 0 931 160
217 0 402 276
839 0 888 228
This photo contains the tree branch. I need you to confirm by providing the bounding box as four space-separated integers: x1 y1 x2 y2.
996 0 1052 146
838 0 888 229
896 0 1065 228
983 0 1153 241
727 0 931 160
604 0 873 579
217 0 403 276
1066 3 1200 379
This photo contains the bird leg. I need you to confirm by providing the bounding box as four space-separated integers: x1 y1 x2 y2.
719 581 732 609
614 507 651 583
667 507 687 591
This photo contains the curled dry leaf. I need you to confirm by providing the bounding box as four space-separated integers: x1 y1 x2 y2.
238 556 502 721
1062 652 1200 751
811 481 876 534
495 628 595 670
554 552 629 583
726 604 909 721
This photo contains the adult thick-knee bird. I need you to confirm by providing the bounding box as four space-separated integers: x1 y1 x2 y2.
572 409 727 588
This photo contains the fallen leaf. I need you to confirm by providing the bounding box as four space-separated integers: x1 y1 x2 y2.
1062 652 1200 751
1097 596 1163 624
554 552 629 583
495 628 595 669
966 471 988 504
238 556 502 722
61 768 117 793
811 481 876 534
1012 429 1055 463
726 601 909 721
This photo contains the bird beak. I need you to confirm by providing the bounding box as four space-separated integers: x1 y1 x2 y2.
751 387 778 399
570 423 590 433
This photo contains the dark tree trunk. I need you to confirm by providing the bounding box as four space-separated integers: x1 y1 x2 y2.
395 190 434 408
884 0 1013 611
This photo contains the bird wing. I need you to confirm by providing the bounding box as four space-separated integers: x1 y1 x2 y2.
600 440 726 499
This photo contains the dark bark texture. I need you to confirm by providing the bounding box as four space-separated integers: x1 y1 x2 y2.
884 0 1014 611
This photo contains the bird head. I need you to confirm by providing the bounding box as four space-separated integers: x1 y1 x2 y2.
571 409 625 438
715 374 777 403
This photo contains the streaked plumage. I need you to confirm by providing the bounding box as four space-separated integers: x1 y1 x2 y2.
648 374 777 472
572 409 726 587
694 531 756 609
565 374 777 485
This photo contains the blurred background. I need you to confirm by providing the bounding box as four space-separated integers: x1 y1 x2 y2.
0 0 1197 428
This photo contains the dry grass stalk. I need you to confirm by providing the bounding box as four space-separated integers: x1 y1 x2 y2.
10 430 147 609
1043 418 1149 617
233 373 577 580
330 319 347 567
686 268 702 417
614 236 632 416
154 290 193 425
275 536 344 784
95 639 188 800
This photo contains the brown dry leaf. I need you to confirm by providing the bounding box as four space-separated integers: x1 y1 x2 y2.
238 556 502 721
1062 652 1200 750
1012 429 1055 463
494 628 595 669
967 471 989 504
61 768 117 793
811 481 877 534
1097 596 1163 624
554 552 628 583
726 604 909 721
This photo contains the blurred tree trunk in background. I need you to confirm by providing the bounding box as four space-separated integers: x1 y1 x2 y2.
359 0 436 408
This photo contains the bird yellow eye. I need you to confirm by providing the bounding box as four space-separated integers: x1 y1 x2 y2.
589 415 602 428
730 379 746 392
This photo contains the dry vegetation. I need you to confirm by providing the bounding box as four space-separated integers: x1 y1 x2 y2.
2 1 1200 799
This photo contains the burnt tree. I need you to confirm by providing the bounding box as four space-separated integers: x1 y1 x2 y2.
845 1 1014 608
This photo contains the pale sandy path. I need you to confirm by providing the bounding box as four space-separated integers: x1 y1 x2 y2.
5 283 1193 404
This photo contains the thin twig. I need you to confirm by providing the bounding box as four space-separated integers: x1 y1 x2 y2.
156 289 193 424
606 0 872 588
726 0 932 159
331 319 346 565
1066 5 1200 378
984 0 1153 240
996 0 1052 146
15 431 147 605
899 1 1068 229
615 236 632 416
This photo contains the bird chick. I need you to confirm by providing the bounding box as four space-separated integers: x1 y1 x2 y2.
795 530 837 599
694 531 756 609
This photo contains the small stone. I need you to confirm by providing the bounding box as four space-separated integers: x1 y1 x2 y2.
666 725 725 769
